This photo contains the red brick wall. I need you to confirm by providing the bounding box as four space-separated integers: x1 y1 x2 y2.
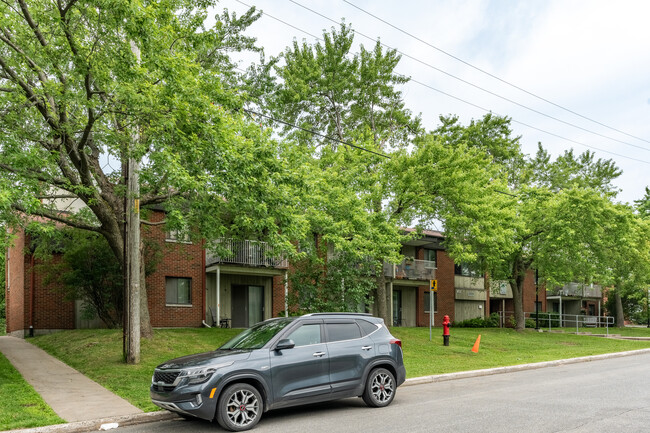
143 211 205 328
417 250 455 327
6 229 26 335
272 275 286 316
522 269 546 313
30 255 75 331
5 229 75 336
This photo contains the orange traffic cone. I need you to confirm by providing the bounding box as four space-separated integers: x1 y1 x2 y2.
471 334 481 353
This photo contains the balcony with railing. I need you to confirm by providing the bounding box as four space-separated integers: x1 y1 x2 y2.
384 259 436 281
206 239 288 268
548 282 602 299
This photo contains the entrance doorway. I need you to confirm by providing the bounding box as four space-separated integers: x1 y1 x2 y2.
393 289 402 326
231 285 264 328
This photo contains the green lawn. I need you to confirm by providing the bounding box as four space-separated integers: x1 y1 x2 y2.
32 328 241 411
25 326 650 419
0 352 64 431
390 327 650 377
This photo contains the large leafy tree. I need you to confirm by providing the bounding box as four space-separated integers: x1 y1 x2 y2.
0 1 306 362
597 202 650 326
263 24 423 322
401 114 624 330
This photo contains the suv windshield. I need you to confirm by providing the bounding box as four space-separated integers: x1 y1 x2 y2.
219 318 294 350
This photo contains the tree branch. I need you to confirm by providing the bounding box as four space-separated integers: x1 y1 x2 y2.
11 203 101 233
140 190 184 206
0 162 70 187
17 0 48 47
60 0 79 17
0 55 59 131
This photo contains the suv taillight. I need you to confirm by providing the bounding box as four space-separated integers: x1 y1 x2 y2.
390 338 402 349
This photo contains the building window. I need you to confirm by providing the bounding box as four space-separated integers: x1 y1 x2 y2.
454 262 481 277
166 229 191 244
534 301 543 313
166 277 192 305
424 291 438 313
424 249 437 268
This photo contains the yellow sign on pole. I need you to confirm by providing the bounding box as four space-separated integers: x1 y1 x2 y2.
430 279 438 292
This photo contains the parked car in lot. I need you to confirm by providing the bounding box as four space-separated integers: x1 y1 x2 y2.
151 313 406 431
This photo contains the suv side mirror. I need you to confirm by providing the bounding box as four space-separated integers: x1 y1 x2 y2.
275 339 295 351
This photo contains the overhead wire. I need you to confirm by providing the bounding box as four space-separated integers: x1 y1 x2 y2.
342 0 650 147
233 0 650 165
288 0 650 153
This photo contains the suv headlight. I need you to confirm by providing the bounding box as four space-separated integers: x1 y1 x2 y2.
179 362 234 385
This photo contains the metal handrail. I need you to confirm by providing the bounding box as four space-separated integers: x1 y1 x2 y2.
497 311 615 336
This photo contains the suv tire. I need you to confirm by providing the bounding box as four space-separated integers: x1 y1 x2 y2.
216 383 264 432
362 368 396 408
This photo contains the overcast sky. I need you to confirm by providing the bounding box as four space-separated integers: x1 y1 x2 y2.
217 0 650 205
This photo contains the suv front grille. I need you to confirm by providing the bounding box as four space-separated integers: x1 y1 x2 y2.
154 371 180 385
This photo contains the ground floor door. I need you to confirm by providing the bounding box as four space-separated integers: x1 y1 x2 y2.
393 289 402 326
231 285 264 328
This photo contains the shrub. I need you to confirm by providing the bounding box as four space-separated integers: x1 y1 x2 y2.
530 312 560 327
454 313 501 328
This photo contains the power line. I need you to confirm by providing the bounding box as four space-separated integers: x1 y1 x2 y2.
235 1 650 165
342 0 650 148
288 0 650 153
408 77 650 164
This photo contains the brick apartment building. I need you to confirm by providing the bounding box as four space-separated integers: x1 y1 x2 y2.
4 210 556 337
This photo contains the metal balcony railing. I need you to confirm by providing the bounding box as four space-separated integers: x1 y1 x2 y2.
548 283 602 298
384 259 436 281
207 239 288 268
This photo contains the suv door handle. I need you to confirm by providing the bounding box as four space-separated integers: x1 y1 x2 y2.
361 346 372 351
313 352 326 357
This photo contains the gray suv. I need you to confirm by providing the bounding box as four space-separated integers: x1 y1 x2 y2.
151 313 405 431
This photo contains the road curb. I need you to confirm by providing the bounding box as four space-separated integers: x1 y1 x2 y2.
403 347 650 387
5 411 179 433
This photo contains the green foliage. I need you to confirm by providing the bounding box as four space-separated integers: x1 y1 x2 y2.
0 0 306 263
398 113 628 330
635 187 650 218
454 313 501 328
270 23 421 149
288 246 375 313
530 312 561 327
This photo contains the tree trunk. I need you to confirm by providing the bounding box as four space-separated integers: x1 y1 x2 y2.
510 255 527 331
375 265 388 324
125 155 140 364
614 288 625 328
139 240 153 338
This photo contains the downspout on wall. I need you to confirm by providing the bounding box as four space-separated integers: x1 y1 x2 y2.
29 254 35 337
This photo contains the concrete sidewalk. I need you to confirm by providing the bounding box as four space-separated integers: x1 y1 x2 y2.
0 336 142 423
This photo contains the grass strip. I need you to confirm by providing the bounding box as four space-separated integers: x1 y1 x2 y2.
391 327 650 377
0 352 64 431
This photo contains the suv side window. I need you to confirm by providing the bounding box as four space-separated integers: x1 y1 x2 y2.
286 323 322 347
357 319 378 336
325 322 362 342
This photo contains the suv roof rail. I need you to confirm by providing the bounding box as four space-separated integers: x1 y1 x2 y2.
303 312 372 317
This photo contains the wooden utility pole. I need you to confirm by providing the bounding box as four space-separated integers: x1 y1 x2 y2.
125 40 141 364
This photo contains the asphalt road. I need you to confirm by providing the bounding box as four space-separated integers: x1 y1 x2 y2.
118 352 650 433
